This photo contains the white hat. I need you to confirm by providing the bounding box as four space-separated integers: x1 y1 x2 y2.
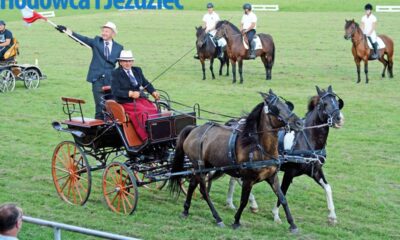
102 21 117 34
117 50 135 61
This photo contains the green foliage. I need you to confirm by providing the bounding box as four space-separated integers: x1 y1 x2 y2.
0 9 399 240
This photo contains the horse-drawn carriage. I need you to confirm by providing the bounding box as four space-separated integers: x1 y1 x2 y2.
0 61 46 92
51 89 196 214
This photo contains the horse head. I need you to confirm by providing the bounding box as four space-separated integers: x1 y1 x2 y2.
215 20 241 41
312 86 345 128
344 19 357 40
195 26 207 48
259 89 303 131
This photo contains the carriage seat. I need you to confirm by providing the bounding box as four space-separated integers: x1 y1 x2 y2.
104 100 144 147
61 97 105 128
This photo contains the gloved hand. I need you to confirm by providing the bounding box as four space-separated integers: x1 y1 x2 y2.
55 25 67 33
152 91 160 100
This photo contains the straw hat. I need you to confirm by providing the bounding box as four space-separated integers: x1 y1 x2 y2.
102 21 117 34
117 50 135 61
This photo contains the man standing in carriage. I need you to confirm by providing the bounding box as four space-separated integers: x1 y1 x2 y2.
0 20 13 61
240 3 257 59
55 22 123 120
194 3 224 59
361 3 379 59
111 50 160 142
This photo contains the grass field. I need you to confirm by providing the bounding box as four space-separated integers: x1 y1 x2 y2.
1 4 400 240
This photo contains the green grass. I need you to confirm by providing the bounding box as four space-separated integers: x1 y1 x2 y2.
0 7 400 240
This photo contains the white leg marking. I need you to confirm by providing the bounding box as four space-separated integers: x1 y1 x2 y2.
272 205 282 224
226 177 236 209
319 179 337 224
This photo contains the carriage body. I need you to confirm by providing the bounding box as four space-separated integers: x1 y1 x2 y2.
51 93 196 214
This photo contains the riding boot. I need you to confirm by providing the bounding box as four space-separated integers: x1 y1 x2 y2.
249 41 256 59
371 42 379 59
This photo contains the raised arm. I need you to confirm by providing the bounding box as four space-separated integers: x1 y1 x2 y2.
55 25 94 47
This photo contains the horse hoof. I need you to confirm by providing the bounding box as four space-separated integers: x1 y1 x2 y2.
289 227 299 234
328 217 338 225
226 203 236 210
250 207 259 213
274 218 282 224
216 222 225 228
180 212 188 219
232 223 241 230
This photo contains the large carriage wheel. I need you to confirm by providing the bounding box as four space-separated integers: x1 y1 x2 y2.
51 141 92 205
23 69 40 89
0 69 15 92
134 162 168 191
102 162 139 215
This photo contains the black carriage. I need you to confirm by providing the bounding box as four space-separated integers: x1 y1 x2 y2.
51 90 196 214
0 60 46 92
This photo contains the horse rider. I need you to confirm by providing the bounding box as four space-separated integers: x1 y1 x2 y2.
240 3 257 59
55 22 123 120
0 20 13 61
194 3 224 59
361 3 378 59
111 50 160 142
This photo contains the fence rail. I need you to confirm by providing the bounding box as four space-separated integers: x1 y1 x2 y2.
23 216 141 240
376 5 400 12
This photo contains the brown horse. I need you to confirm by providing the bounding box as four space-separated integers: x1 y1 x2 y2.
214 20 275 84
169 90 303 232
195 26 229 80
344 19 394 83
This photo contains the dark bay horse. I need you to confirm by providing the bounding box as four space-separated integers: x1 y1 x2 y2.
344 19 394 83
169 90 303 232
214 20 275 84
272 86 345 225
195 26 229 80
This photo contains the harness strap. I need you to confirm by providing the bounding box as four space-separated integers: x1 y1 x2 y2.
227 129 240 175
197 122 215 170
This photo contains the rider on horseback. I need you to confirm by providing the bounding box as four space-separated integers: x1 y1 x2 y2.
361 3 378 59
194 3 223 59
240 3 257 59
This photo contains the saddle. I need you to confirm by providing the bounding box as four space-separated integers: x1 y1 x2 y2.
242 35 262 50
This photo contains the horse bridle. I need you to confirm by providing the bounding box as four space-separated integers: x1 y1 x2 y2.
317 92 344 127
263 95 295 131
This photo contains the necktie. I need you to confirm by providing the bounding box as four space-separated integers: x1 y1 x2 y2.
104 41 110 60
127 70 138 86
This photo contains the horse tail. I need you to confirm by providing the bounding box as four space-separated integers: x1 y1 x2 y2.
169 125 196 197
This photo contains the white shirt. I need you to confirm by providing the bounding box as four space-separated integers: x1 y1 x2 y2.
361 14 377 36
241 12 257 30
0 234 18 240
104 40 113 53
202 12 220 32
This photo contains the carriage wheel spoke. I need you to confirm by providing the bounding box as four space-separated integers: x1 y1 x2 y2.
55 166 70 174
121 194 127 214
56 174 69 181
117 194 121 212
123 190 136 200
60 177 71 192
121 192 133 209
75 182 83 203
76 177 88 193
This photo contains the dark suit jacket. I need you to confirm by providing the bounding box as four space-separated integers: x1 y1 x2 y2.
73 32 123 85
111 66 156 104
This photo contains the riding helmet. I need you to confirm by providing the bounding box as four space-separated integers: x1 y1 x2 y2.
0 20 5 26
207 3 214 9
243 3 252 10
364 3 373 10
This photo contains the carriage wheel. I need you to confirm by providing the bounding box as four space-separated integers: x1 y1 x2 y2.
134 162 168 191
51 141 92 205
0 69 15 92
102 162 138 215
23 69 40 89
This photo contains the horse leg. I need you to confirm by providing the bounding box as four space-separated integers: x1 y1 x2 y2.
201 59 206 80
226 177 236 209
378 55 388 78
266 173 298 234
210 57 216 80
218 58 223 76
182 176 199 218
355 58 361 83
388 53 394 78
312 169 337 225
364 60 369 84
234 178 258 213
198 176 224 227
232 179 253 229
231 59 237 83
272 172 294 224
238 59 244 84
226 56 230 76
261 55 271 80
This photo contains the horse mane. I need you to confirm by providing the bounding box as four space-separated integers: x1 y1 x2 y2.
307 95 320 113
216 20 241 34
240 102 264 148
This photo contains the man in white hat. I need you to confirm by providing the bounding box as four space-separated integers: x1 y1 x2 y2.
111 50 160 142
55 22 123 120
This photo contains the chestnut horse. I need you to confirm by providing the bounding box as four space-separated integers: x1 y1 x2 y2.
344 19 394 83
195 26 229 80
169 90 303 232
214 20 275 84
